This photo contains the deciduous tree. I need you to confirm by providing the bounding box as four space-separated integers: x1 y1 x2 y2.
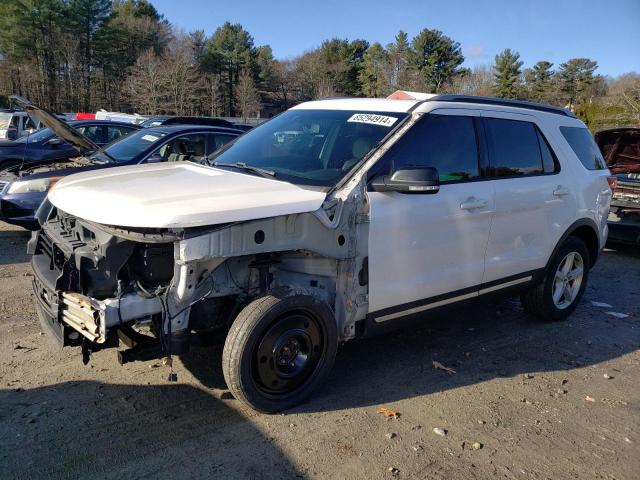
386 30 411 90
234 68 260 120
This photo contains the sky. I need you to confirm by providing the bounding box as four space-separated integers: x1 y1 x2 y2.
151 0 640 77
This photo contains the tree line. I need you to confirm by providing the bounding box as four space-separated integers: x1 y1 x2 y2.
0 1 638 130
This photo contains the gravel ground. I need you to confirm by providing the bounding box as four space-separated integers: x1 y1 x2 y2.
0 220 638 480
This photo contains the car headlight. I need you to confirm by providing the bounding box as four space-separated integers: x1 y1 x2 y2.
7 177 59 194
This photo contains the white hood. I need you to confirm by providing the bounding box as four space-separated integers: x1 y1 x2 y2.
48 162 327 228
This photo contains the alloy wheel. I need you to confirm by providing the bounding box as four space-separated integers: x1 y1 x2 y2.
552 251 584 309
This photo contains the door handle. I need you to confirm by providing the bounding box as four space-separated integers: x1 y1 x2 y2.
553 186 570 197
460 198 487 210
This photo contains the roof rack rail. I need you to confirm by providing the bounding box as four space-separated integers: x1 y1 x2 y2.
428 94 576 118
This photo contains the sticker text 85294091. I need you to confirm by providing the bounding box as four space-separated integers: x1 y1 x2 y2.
347 113 398 127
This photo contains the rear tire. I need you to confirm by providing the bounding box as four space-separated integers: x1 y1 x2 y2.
521 236 590 321
222 291 338 413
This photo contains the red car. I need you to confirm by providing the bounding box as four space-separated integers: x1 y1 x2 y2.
595 128 640 245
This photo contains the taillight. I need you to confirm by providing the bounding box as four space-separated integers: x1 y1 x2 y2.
607 176 618 192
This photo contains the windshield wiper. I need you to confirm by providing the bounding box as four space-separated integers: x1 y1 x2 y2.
212 161 276 178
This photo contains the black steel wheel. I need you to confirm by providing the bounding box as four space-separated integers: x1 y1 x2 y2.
223 292 337 413
253 312 324 395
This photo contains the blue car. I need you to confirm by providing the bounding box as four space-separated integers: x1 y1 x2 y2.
0 119 141 174
0 101 243 229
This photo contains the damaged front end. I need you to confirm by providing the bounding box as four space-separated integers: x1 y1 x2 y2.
29 183 370 365
29 204 189 362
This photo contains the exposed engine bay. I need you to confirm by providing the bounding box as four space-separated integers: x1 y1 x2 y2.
29 184 370 365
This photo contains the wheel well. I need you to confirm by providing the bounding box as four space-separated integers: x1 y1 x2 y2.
570 225 599 267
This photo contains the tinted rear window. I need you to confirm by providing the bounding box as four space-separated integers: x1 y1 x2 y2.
485 118 549 176
560 126 606 170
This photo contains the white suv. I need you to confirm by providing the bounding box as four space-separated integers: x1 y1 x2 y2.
28 95 612 412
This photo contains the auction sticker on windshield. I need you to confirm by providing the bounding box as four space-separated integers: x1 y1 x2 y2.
141 134 159 142
347 113 398 127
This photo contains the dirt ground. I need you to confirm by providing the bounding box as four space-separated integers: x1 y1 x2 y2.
0 220 638 480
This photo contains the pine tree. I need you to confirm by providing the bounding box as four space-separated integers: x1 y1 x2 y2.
409 29 464 93
386 31 410 89
201 22 257 116
559 58 598 108
358 43 388 97
524 60 554 102
493 48 523 99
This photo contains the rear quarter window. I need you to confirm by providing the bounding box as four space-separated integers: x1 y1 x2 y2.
560 126 606 170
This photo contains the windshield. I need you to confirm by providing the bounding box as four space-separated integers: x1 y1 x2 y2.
0 112 12 129
97 129 169 162
209 109 407 187
15 127 54 143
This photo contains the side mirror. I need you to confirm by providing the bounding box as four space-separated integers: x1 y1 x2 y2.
145 154 163 163
46 137 63 147
370 166 440 194
6 128 18 140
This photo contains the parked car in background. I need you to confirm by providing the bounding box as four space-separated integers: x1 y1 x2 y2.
0 120 141 174
0 110 40 140
141 115 255 132
140 115 173 128
27 95 612 413
231 123 255 132
94 109 146 124
595 127 640 245
0 99 243 229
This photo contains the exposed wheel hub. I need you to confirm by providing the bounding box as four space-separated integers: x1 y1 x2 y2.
275 336 301 366
252 312 323 395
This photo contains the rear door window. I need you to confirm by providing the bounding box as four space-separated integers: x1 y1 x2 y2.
485 117 555 177
106 125 136 144
560 126 606 170
78 125 106 144
380 114 480 182
157 134 207 163
207 133 237 154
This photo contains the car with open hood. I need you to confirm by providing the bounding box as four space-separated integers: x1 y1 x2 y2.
29 95 612 413
595 127 640 245
0 119 140 175
0 98 242 229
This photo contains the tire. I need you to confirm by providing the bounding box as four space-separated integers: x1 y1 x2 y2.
521 236 590 321
0 159 22 174
222 291 338 413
